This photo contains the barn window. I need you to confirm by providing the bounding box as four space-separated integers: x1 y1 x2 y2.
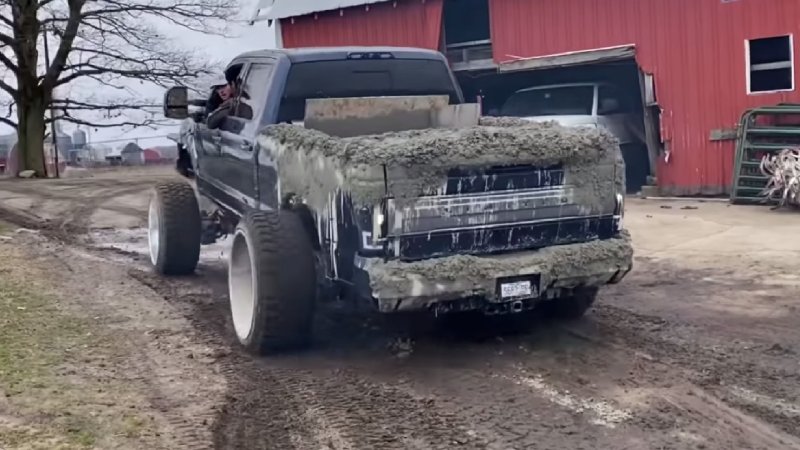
443 0 494 71
443 0 490 46
747 35 794 94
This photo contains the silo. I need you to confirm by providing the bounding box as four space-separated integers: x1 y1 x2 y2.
72 129 87 149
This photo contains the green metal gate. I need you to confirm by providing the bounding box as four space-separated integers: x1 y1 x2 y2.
731 104 800 204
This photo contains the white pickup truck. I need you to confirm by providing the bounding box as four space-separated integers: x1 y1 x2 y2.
500 82 645 146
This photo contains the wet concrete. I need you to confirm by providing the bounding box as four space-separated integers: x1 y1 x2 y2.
258 120 620 211
363 233 632 303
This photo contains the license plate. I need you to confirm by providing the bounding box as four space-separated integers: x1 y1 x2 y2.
500 280 532 299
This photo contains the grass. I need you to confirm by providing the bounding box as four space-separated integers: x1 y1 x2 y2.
120 415 147 438
0 283 85 395
0 275 100 450
0 248 154 449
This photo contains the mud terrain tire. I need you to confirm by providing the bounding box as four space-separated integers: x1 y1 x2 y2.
546 286 599 319
148 181 201 275
228 210 316 355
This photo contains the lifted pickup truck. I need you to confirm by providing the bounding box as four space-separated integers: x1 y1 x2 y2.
151 47 633 355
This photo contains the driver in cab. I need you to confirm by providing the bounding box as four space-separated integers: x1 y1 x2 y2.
206 74 253 129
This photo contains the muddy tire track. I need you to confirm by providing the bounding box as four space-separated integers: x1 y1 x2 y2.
592 304 800 440
0 183 155 238
4 182 800 450
592 261 800 442
126 340 220 450
130 268 491 450
59 184 156 233
123 248 800 450
0 170 174 237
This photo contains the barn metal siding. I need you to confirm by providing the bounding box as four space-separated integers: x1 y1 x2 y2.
489 0 800 195
281 0 443 50
257 0 393 21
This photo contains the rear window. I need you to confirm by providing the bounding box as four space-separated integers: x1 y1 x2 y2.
278 58 461 123
501 85 595 117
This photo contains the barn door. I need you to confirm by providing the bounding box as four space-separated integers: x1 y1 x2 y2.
639 71 663 179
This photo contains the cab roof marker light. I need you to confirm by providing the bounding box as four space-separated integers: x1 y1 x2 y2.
347 52 395 60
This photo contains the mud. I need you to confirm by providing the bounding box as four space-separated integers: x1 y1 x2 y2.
0 166 177 241
257 120 621 211
364 232 633 301
2 171 800 449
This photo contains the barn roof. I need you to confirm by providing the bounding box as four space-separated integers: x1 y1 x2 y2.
252 0 391 21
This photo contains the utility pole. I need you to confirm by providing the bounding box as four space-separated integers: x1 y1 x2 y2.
42 25 60 178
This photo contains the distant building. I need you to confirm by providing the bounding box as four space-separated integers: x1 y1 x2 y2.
120 142 145 165
0 129 68 175
69 129 88 164
142 148 163 164
105 155 124 166
72 129 87 148
154 145 178 160
46 124 72 154
0 137 10 174
0 132 15 158
0 132 16 174
84 144 111 162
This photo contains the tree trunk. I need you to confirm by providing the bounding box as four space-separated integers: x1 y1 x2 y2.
15 97 47 177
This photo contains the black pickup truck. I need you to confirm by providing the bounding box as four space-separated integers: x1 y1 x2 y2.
150 46 633 355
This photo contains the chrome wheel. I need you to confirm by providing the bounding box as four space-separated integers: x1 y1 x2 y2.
228 228 256 342
148 196 160 266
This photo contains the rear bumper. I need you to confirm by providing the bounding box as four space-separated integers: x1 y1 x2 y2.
355 233 633 313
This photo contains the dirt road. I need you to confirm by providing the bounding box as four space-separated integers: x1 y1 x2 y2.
1 168 799 449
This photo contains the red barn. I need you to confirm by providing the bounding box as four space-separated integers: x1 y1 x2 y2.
142 148 163 164
252 0 800 196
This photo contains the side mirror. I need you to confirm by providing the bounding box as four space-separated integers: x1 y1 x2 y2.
164 86 189 119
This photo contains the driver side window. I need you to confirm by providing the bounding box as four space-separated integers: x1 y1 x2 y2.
205 62 245 130
231 63 274 122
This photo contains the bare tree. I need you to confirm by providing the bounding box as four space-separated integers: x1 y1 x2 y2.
0 0 236 176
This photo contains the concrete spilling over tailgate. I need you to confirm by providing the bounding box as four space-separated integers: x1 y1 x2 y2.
257 118 624 211
256 96 631 304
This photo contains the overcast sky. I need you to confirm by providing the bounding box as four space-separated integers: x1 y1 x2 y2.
1 0 276 150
